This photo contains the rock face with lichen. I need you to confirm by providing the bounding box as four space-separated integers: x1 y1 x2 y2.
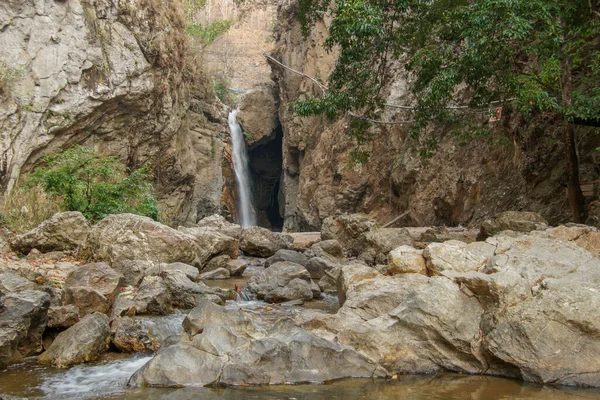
0 0 226 225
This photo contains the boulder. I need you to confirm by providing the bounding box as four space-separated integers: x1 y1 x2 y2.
265 249 308 268
337 261 379 306
336 275 485 375
196 214 242 239
306 257 338 280
176 227 239 266
129 301 387 387
88 214 202 266
308 239 344 259
161 270 233 308
10 212 91 255
236 84 279 149
47 305 80 328
423 240 493 277
62 263 124 315
246 261 316 303
145 262 200 282
112 315 178 353
479 211 548 239
0 290 51 368
387 245 427 275
111 276 172 318
199 268 230 280
111 260 154 287
226 259 248 276
240 227 293 257
0 271 37 292
203 254 231 272
288 232 322 250
38 312 110 367
362 228 414 264
455 234 600 386
321 214 377 256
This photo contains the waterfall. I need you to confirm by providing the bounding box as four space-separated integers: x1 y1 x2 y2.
228 109 256 228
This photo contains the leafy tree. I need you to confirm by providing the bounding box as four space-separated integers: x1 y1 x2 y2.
295 0 600 222
29 146 160 222
186 19 233 45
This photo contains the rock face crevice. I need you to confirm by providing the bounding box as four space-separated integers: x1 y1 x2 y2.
0 0 227 225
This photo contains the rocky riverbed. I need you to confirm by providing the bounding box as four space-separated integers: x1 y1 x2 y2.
1 210 600 398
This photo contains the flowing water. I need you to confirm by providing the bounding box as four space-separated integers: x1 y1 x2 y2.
228 110 255 228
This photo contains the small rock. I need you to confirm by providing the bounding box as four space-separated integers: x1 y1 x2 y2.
387 245 427 275
199 268 230 280
265 249 308 268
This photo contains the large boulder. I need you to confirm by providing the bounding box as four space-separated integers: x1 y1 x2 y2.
240 227 293 257
88 214 202 266
335 275 486 375
236 84 279 149
176 227 239 267
62 263 124 316
321 214 377 257
10 212 91 255
246 261 316 303
38 312 110 367
0 290 51 368
129 300 387 387
456 234 600 386
196 214 242 239
479 211 548 239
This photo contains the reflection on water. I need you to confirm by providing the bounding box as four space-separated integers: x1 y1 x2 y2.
2 359 600 400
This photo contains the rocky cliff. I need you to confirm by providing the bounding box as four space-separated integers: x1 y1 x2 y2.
0 0 227 225
272 0 600 231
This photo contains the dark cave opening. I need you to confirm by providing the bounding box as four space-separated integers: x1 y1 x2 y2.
247 124 284 231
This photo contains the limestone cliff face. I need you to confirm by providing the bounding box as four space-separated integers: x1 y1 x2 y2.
0 0 226 225
273 0 600 230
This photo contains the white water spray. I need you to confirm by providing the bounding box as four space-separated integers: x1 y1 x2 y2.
228 109 256 228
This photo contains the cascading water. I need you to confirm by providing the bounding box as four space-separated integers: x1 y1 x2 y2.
228 109 256 228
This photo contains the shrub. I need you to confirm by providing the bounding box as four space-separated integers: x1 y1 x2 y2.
186 19 232 45
28 146 160 222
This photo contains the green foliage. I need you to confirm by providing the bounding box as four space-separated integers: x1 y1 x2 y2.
0 61 22 98
296 0 600 155
186 19 232 45
29 146 160 222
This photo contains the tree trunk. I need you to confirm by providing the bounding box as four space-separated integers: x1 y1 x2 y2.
561 58 586 223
